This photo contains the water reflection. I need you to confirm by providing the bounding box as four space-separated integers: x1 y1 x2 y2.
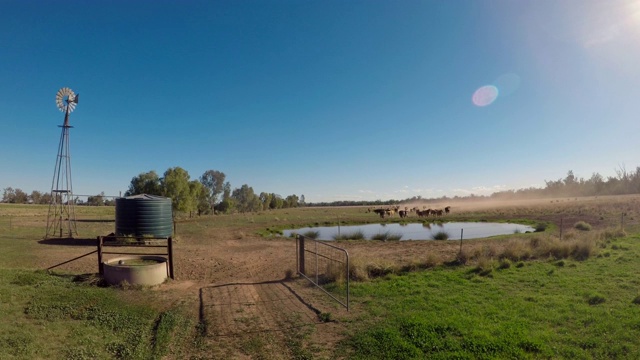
283 222 535 241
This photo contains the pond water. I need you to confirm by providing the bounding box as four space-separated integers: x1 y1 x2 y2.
283 222 535 241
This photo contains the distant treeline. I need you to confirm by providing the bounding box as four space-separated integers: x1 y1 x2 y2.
4 166 640 211
490 167 640 200
306 167 640 206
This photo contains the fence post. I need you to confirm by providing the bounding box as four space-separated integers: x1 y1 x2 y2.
97 236 104 275
298 235 305 275
459 229 463 255
168 237 175 279
560 218 563 240
622 213 625 231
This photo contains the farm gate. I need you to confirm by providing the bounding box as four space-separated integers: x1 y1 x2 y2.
295 234 349 310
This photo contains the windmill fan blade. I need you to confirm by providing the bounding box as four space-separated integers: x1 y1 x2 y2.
55 87 77 112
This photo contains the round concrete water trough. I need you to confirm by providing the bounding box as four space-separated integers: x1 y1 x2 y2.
103 255 168 286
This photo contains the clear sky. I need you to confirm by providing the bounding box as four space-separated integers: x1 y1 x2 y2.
2 0 640 203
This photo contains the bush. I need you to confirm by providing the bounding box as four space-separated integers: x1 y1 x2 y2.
333 230 365 240
574 221 592 231
498 259 512 269
302 230 320 239
432 231 450 240
371 231 402 241
534 223 547 232
500 240 531 261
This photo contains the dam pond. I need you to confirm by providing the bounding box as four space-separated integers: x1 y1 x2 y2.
283 222 536 241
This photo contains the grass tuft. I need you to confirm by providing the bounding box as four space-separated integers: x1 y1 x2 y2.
574 221 592 231
432 231 450 240
371 231 402 241
302 230 320 239
333 230 365 240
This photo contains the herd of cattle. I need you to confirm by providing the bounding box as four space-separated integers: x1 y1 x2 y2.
367 205 451 219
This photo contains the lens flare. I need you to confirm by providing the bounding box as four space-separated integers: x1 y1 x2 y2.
472 85 499 107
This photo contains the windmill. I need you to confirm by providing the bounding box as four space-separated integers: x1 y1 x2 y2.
45 87 79 238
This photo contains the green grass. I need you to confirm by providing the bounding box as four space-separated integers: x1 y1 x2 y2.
0 269 196 359
340 233 640 359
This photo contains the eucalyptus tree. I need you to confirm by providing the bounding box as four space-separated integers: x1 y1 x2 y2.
161 167 193 214
259 192 272 211
190 180 210 215
200 170 226 211
125 170 162 196
2 187 28 204
231 184 261 213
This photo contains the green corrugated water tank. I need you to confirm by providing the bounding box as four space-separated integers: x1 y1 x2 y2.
115 194 173 238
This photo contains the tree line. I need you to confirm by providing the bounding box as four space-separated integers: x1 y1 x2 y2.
4 166 640 209
124 167 305 215
489 167 640 200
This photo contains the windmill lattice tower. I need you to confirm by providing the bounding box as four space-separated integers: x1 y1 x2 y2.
46 87 79 239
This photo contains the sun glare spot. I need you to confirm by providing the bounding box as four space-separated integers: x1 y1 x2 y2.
472 85 499 107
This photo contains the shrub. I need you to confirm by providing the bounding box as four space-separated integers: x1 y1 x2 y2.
534 223 547 232
498 259 511 269
302 230 320 239
500 240 531 261
432 231 450 240
333 230 365 240
424 253 439 268
572 239 596 260
456 248 471 265
349 259 370 282
322 262 341 284
601 228 626 241
371 231 402 241
474 256 494 276
366 260 396 278
574 221 592 231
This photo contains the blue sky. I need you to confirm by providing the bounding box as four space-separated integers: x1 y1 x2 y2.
2 0 640 202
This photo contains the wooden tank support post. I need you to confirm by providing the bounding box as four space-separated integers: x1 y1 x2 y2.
168 237 174 279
